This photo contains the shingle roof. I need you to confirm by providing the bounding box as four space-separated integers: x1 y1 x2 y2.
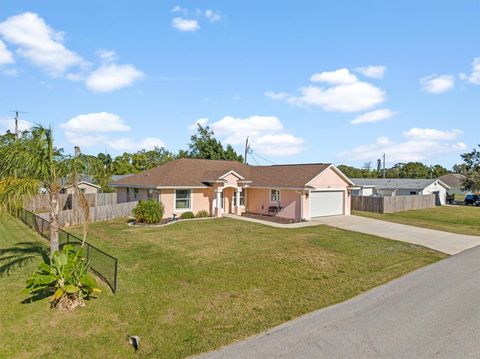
438 173 466 188
110 158 333 189
351 178 451 190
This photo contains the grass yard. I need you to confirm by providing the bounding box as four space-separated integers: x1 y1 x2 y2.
354 206 480 236
0 215 445 359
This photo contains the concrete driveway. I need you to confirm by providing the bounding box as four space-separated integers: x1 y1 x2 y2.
195 245 480 359
312 215 480 255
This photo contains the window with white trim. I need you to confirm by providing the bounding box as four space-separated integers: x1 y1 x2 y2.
270 189 280 202
233 191 245 206
175 189 191 210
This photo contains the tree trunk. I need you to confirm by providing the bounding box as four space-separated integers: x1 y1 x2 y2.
49 190 60 254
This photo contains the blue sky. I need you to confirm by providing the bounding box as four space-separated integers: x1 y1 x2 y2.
0 1 479 168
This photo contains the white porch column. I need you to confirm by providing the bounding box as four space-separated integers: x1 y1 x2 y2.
215 190 223 217
235 188 242 215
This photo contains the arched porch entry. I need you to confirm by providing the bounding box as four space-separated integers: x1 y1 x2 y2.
212 185 244 217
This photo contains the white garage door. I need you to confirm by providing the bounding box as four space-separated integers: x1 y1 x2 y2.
310 191 344 217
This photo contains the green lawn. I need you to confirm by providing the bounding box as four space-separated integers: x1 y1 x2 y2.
0 215 445 359
354 206 480 236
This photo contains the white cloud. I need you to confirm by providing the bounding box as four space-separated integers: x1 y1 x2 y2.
270 67 386 113
288 82 385 112
0 117 32 132
459 57 480 85
403 128 462 140
355 65 386 79
171 17 200 32
0 39 14 65
61 112 163 151
339 127 465 163
310 68 358 85
205 10 221 23
351 109 395 125
0 12 86 76
188 118 209 130
85 63 144 92
61 112 130 133
208 115 304 156
171 5 187 14
109 137 165 152
420 74 454 93
97 49 117 64
264 91 290 100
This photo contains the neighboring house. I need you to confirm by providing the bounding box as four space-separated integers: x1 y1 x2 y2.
438 173 468 196
110 158 355 221
350 178 451 204
61 181 101 194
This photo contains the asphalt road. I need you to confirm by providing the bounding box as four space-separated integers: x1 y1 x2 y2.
196 245 480 359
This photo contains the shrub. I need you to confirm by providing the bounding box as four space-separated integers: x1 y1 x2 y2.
195 210 210 218
180 211 195 219
132 200 164 224
24 244 100 311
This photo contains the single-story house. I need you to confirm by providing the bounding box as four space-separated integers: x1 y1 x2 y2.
110 158 356 221
350 178 451 204
438 173 468 196
61 181 101 194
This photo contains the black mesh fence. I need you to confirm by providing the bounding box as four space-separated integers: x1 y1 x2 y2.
16 208 118 293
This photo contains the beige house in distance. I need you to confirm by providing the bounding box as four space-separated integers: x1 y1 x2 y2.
110 158 356 221
62 181 101 194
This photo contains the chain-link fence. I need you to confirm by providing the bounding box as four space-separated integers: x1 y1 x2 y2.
17 208 118 293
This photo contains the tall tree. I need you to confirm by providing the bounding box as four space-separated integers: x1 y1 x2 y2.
187 125 244 162
459 145 480 191
0 126 102 254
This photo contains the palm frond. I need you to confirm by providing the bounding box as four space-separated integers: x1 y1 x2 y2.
0 178 41 211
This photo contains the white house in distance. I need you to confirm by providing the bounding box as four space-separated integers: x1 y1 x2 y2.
350 178 451 204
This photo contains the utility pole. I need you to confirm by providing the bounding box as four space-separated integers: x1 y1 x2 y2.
244 137 250 164
10 110 28 139
382 153 386 179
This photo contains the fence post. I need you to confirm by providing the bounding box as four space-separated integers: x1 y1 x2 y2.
114 259 118 293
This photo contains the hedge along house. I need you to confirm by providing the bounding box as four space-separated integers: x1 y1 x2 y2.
110 158 356 221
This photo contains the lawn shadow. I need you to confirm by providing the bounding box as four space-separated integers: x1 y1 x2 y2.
0 241 49 276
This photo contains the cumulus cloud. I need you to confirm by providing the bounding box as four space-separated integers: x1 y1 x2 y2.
190 115 305 156
460 57 480 85
288 82 385 112
355 65 386 79
0 39 14 65
268 67 386 113
264 91 290 100
205 10 221 22
0 12 86 76
171 17 200 32
188 118 209 130
61 112 130 133
420 74 454 93
310 68 358 85
350 109 395 125
85 63 144 92
0 117 32 132
61 112 162 152
339 127 466 163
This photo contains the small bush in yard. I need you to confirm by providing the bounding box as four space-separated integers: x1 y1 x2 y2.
132 200 164 224
24 244 100 311
195 210 210 218
180 211 195 219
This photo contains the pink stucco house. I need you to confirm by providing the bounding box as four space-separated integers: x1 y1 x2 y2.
110 158 355 221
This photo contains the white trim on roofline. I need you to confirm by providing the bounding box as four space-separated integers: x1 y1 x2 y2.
218 170 245 180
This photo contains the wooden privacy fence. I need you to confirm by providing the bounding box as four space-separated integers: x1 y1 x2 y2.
351 194 437 214
38 201 138 227
25 193 118 213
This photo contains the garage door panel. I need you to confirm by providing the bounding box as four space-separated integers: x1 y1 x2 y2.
310 191 344 217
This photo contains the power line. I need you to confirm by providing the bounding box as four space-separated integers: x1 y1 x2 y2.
249 151 260 165
250 149 276 165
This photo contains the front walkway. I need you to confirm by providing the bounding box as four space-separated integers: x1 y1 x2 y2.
195 245 480 359
313 215 480 255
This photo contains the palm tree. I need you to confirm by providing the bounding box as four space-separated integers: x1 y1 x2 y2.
0 126 102 254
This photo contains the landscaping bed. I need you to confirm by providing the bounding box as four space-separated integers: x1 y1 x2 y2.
241 212 302 224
